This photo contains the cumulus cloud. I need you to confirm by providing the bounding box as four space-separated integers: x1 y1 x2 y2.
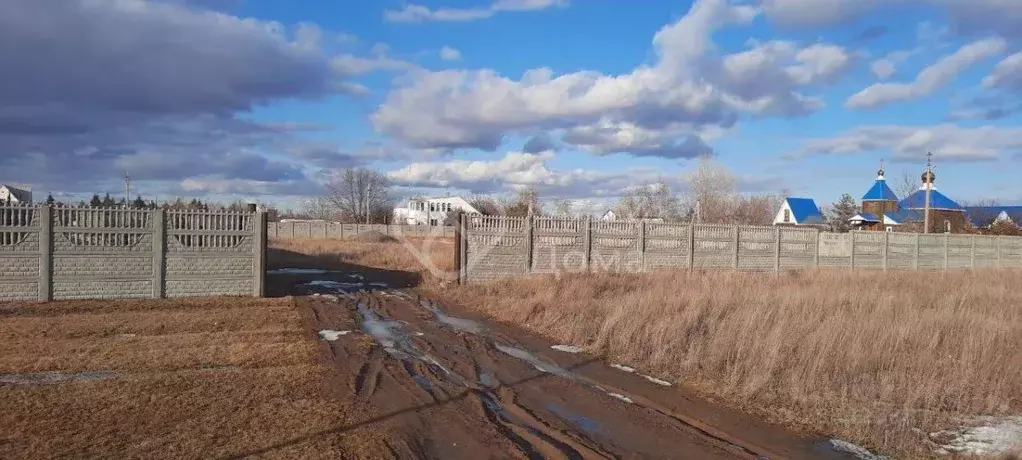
982 51 1022 91
846 38 1006 109
371 0 852 158
439 46 463 61
385 0 568 23
792 124 1022 162
0 0 396 197
387 151 782 198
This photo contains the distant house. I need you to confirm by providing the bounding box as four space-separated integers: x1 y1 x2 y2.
773 197 824 226
965 206 1022 229
0 184 32 204
394 196 480 226
599 210 617 221
598 209 666 223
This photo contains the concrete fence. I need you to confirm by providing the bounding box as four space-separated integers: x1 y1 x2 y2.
268 221 455 239
456 215 1022 283
0 204 267 301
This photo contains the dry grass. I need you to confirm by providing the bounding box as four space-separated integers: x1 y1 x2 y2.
437 269 1022 458
0 297 376 459
269 237 455 283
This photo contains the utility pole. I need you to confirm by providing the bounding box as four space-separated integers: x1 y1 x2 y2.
124 171 131 207
877 160 885 232
923 152 934 234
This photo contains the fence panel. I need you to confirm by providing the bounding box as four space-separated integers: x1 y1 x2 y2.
887 233 916 270
0 205 42 300
531 217 587 274
464 216 528 282
693 225 736 269
738 226 775 271
852 232 884 270
779 227 816 270
645 223 690 270
590 221 640 273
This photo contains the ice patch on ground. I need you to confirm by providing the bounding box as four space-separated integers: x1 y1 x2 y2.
0 371 118 386
317 330 350 341
933 417 1022 456
267 268 327 275
608 393 633 404
494 343 580 381
368 282 389 287
819 439 889 460
550 345 583 353
642 375 672 386
610 364 636 373
420 301 488 335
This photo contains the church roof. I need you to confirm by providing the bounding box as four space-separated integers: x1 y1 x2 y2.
784 197 824 224
862 179 898 201
899 189 962 211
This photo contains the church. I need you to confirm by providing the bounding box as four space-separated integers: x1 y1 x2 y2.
848 164 972 233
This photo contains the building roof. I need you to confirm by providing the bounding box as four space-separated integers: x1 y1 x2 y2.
785 197 824 224
965 206 1022 227
899 188 963 211
849 209 921 225
0 185 31 202
861 179 898 201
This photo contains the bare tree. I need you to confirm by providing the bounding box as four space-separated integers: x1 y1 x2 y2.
468 196 501 216
503 188 541 217
680 156 781 225
551 199 575 218
613 181 683 221
892 171 918 199
323 168 392 224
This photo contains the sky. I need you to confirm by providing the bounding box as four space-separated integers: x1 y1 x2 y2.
2 0 1021 213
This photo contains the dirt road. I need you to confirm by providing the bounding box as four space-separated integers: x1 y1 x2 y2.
265 272 858 460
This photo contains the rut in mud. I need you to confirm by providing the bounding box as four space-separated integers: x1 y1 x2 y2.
264 273 862 460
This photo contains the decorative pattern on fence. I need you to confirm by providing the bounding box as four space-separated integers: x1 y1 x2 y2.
0 205 267 301
457 215 1022 283
268 222 456 239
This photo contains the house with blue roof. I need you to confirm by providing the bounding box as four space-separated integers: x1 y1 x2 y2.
773 197 825 226
965 206 1022 233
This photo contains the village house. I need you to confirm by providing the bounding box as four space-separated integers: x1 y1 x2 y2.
0 184 32 204
393 196 480 226
847 164 981 234
773 197 825 227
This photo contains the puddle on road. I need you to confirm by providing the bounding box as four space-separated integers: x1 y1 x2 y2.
546 403 601 434
494 343 584 382
305 280 364 292
812 439 889 460
356 302 460 385
0 371 117 386
420 301 488 335
318 330 351 341
268 268 329 275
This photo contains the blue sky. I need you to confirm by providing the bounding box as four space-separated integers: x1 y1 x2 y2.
2 0 1021 212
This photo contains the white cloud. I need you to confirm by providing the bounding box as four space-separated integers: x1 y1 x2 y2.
758 0 882 27
387 150 782 199
982 51 1022 91
793 124 1022 162
385 0 567 23
846 38 1006 109
439 46 462 61
371 0 852 157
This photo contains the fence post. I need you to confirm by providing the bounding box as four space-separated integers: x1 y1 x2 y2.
525 215 534 274
732 225 740 270
355 223 361 236
850 232 856 270
773 226 781 275
288 222 295 239
971 234 976 270
584 217 592 273
813 229 820 269
457 213 467 284
153 209 165 299
943 233 949 271
638 221 646 273
913 233 920 270
38 205 52 301
882 231 889 271
253 211 267 297
996 236 1002 268
687 223 696 271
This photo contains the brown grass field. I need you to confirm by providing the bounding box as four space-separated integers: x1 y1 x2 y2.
0 296 393 459
438 269 1022 458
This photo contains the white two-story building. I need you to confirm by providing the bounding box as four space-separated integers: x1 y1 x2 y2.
0 184 32 204
393 196 481 226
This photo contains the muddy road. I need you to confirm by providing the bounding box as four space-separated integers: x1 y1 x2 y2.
266 271 857 460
